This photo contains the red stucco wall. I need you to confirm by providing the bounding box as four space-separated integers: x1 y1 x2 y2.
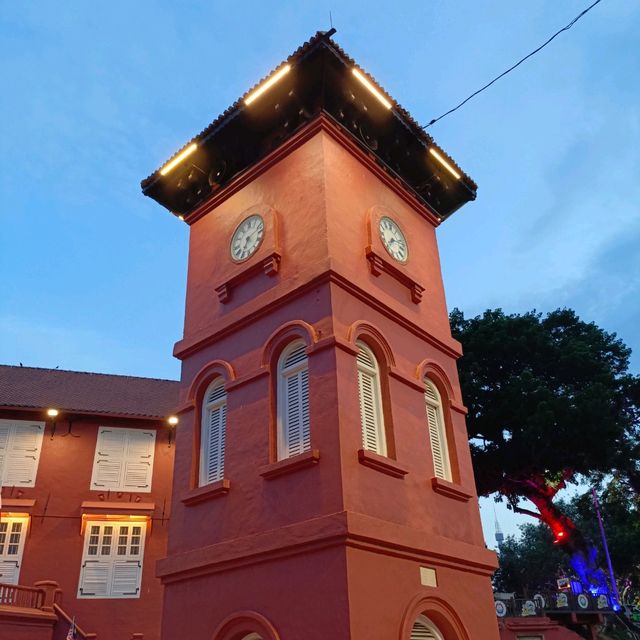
159 119 499 640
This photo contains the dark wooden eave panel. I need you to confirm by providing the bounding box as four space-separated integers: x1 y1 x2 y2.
141 32 476 221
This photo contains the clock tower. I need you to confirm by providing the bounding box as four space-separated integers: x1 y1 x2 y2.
143 31 500 640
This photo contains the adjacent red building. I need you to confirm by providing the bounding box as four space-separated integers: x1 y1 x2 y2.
0 365 179 639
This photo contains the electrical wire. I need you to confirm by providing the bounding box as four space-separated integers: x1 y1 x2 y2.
424 0 604 128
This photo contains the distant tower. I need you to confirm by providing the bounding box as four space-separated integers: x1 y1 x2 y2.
143 31 500 640
495 508 505 547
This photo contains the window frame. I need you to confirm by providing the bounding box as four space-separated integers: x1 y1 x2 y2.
77 519 147 599
199 378 227 487
0 419 45 488
0 514 30 585
356 340 387 457
424 378 452 482
410 614 445 640
276 339 311 461
89 427 156 493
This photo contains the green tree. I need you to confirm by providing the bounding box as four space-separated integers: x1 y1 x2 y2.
450 308 640 585
493 522 567 595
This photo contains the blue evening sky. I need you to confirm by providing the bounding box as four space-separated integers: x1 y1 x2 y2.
1 2 638 544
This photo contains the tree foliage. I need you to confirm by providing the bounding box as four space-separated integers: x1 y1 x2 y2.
494 481 640 596
450 308 639 506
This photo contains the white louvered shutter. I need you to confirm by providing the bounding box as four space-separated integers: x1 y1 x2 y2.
0 420 44 487
91 428 156 492
91 428 127 489
123 430 155 491
411 617 443 640
424 380 451 481
278 342 311 459
356 342 386 456
111 560 142 597
201 381 227 485
0 423 9 484
78 522 145 599
78 560 110 597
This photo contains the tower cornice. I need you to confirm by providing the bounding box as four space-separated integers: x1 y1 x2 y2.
142 32 476 221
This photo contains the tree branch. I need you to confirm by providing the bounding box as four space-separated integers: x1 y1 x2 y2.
513 505 542 520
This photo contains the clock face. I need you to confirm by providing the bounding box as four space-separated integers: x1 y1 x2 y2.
378 216 408 263
230 214 265 262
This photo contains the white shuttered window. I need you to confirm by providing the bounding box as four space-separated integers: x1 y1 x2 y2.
356 341 387 456
0 515 29 585
411 615 445 640
0 419 44 487
200 380 227 486
424 379 452 481
77 520 146 598
277 340 311 460
90 427 156 492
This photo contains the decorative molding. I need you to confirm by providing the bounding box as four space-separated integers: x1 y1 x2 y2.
80 501 156 512
261 320 319 367
450 401 468 416
224 367 269 391
1 498 36 510
306 334 358 356
156 510 498 584
431 478 473 502
187 360 236 402
213 611 281 640
175 401 195 415
174 270 462 361
183 115 441 228
366 248 425 304
260 449 320 479
389 367 425 392
215 251 281 303
182 479 231 506
357 449 408 479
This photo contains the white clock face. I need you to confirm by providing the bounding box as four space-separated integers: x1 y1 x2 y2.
378 216 408 263
230 214 265 262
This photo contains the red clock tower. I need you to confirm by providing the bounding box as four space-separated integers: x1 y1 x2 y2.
143 32 499 640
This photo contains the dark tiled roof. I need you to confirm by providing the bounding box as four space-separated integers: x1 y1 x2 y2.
142 30 476 220
0 365 180 419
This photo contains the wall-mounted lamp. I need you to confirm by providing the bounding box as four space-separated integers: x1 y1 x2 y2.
47 408 59 439
167 416 178 447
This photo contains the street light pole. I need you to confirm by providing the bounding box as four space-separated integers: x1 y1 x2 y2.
592 487 620 608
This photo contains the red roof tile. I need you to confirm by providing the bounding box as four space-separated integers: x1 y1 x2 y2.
0 365 180 419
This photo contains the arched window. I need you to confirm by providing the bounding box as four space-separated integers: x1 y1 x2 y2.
277 340 310 460
356 340 386 456
424 378 451 481
411 615 445 640
200 379 227 486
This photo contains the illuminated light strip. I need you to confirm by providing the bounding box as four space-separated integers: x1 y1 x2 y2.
429 148 461 180
160 143 198 176
352 68 392 110
245 64 292 106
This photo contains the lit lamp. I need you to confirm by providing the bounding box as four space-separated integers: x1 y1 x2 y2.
167 416 178 447
47 408 59 439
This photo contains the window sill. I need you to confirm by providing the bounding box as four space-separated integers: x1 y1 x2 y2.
431 477 472 502
357 449 408 478
182 479 231 506
260 449 320 479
